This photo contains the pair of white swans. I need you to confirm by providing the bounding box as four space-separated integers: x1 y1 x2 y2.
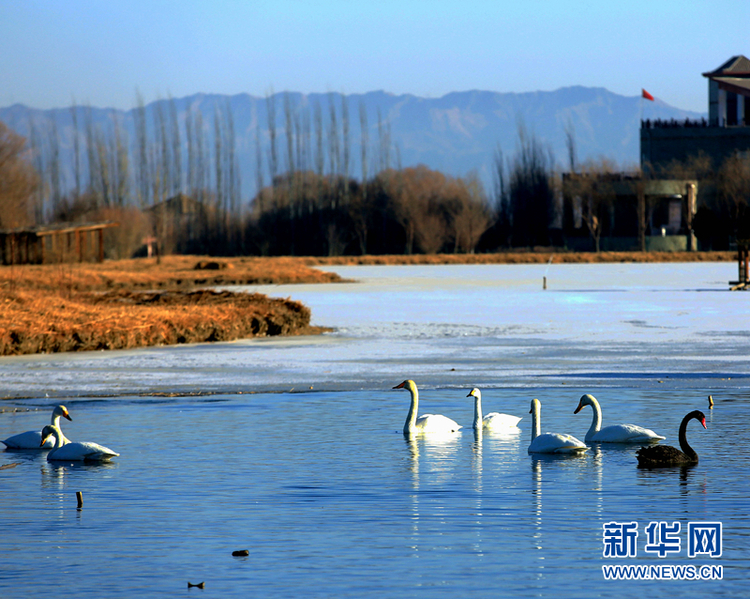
2 405 72 449
528 393 665 454
394 380 521 435
2 405 119 462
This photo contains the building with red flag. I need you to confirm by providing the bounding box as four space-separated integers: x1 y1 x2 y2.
640 55 750 170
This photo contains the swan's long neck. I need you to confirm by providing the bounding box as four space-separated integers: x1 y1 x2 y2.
530 400 541 441
45 426 64 450
473 393 482 430
678 415 698 461
403 384 419 435
50 413 69 444
586 397 602 438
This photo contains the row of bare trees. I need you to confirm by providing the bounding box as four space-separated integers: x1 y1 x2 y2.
4 93 750 258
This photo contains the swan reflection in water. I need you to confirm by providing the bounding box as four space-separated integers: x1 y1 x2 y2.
529 450 602 557
403 431 461 553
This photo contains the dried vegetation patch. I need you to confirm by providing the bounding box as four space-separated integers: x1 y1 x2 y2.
0 256 337 356
306 250 734 266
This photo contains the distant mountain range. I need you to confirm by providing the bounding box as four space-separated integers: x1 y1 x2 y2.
0 87 703 199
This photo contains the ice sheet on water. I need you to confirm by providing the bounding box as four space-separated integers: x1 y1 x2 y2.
1 262 748 398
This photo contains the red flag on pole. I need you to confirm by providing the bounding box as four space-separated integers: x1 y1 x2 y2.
642 89 655 101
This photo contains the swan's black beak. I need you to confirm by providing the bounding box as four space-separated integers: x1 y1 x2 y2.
393 382 406 390
573 403 583 414
39 436 49 448
64 413 72 421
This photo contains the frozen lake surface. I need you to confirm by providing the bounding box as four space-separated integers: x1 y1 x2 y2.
1 262 749 397
1 262 748 598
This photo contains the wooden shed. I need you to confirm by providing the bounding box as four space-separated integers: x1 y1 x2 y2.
0 222 119 265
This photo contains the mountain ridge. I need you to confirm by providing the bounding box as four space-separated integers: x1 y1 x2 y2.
0 87 703 200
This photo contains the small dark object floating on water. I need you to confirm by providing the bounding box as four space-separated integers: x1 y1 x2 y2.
232 549 250 557
187 581 205 588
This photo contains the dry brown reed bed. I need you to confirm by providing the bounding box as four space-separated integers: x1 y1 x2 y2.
306 250 734 266
0 256 337 356
3 255 343 294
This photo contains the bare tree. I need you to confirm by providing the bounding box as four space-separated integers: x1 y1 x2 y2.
491 144 511 246
254 120 264 213
359 100 369 188
70 99 82 199
84 106 100 203
564 118 577 173
314 100 325 209
133 91 150 208
0 121 39 229
185 104 195 198
717 154 750 239
377 107 391 173
565 158 617 252
113 113 129 205
284 93 296 180
214 105 223 217
225 99 239 219
266 91 278 186
341 94 350 204
507 122 555 247
450 173 492 253
194 109 207 202
169 97 182 197
48 115 62 211
328 93 340 208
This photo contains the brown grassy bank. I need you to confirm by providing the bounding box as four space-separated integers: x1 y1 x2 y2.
0 256 338 356
306 250 735 266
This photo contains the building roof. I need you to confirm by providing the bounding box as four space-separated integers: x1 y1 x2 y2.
703 55 750 96
145 194 206 216
0 221 118 236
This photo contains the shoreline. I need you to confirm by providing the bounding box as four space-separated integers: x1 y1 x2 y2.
305 250 735 266
0 251 736 357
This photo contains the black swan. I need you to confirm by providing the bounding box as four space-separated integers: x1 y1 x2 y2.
636 410 706 468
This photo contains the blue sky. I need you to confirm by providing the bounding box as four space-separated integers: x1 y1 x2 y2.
1 0 747 112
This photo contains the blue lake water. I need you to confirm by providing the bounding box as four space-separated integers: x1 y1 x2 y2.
1 262 749 598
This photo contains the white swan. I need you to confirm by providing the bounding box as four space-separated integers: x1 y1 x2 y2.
467 388 522 430
2 405 72 449
528 398 588 454
40 424 119 462
574 394 665 443
394 380 462 435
